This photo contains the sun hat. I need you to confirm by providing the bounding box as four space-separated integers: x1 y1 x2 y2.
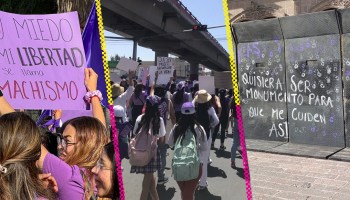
111 83 125 99
194 90 212 104
181 102 196 115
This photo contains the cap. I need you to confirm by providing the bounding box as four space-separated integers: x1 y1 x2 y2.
181 102 196 115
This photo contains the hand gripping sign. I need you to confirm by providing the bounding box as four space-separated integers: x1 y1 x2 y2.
0 11 87 110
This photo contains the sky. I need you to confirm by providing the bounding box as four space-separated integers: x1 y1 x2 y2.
104 0 228 62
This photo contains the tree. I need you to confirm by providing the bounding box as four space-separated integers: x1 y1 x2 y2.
110 54 121 61
0 0 57 14
57 0 94 30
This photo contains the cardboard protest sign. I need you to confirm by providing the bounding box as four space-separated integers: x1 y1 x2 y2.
0 11 87 110
199 76 215 94
137 66 149 85
149 66 157 84
156 57 174 84
214 71 233 89
116 57 139 72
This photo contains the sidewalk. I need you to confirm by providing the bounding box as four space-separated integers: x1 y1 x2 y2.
248 151 350 200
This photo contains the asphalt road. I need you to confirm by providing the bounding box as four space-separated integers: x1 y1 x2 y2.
121 121 247 200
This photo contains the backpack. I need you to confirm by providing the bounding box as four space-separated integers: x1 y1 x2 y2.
128 125 158 166
172 128 200 181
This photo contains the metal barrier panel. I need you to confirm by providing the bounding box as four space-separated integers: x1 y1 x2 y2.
282 11 345 147
339 9 350 147
234 19 288 142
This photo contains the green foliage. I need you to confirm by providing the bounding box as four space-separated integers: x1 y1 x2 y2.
0 0 57 14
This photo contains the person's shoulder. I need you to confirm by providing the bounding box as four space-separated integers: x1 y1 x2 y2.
136 114 144 121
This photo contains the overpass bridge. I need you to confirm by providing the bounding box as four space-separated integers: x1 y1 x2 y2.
101 0 230 77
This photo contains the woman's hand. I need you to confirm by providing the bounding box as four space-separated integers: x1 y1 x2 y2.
39 173 59 193
53 109 62 120
84 68 98 92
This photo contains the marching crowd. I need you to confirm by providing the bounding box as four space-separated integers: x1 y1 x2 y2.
0 68 240 200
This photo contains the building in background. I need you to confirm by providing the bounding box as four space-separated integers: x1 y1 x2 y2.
229 0 350 23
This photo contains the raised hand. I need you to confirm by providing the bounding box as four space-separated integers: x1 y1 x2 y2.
84 68 98 92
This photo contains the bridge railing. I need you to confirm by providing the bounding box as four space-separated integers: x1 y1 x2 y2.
171 0 228 54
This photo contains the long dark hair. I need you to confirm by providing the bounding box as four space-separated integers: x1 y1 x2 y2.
135 101 160 135
104 142 119 200
0 112 56 200
173 88 184 104
196 102 211 138
134 84 144 98
173 114 204 144
154 85 166 99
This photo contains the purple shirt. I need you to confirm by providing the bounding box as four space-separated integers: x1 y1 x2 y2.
43 153 85 199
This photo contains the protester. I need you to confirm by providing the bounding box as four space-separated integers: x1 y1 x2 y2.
129 82 147 127
212 89 230 150
35 68 109 200
172 81 192 122
154 75 176 185
92 142 120 200
229 96 241 169
130 95 166 200
0 111 57 200
113 105 132 162
193 90 219 190
167 102 207 200
112 71 135 122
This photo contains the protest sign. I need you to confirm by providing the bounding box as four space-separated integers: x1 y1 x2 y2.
137 66 149 85
116 57 139 72
61 110 93 123
156 57 174 84
199 76 215 94
0 11 87 110
149 66 157 84
214 71 233 89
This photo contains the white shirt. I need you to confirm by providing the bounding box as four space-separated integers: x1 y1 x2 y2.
167 124 208 163
208 106 220 128
133 114 166 138
113 86 134 121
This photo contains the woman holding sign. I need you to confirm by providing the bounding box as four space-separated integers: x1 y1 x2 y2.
36 68 109 200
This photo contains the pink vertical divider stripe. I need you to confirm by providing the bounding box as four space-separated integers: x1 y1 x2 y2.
108 105 125 200
236 105 252 199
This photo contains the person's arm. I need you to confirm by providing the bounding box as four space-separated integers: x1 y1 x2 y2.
132 115 140 137
166 126 176 147
128 70 135 87
85 68 106 127
168 100 176 125
209 107 219 128
158 117 166 144
149 71 158 96
198 125 208 151
216 96 222 118
119 71 136 105
0 92 15 116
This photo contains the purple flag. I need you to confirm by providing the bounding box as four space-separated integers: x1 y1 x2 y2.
82 2 108 106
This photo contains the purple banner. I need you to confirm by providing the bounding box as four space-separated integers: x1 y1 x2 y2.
0 11 87 110
61 110 93 123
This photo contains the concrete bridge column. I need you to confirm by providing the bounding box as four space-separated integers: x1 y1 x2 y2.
154 50 168 65
189 62 199 81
